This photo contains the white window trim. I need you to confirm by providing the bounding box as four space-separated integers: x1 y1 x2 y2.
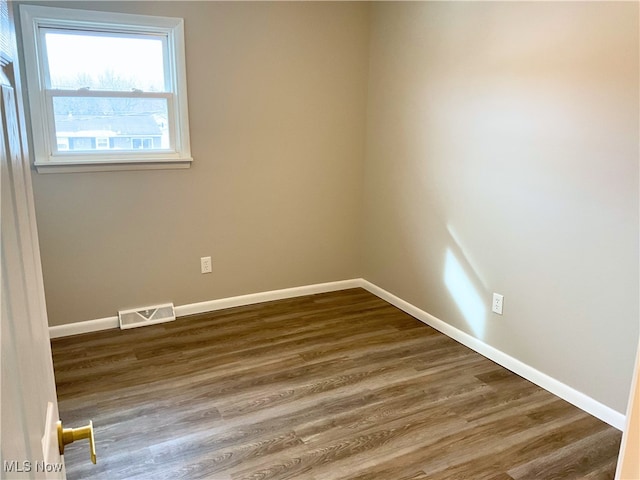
19 5 192 173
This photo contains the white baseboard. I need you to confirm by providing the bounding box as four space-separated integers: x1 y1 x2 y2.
173 279 363 317
48 276 625 429
49 315 119 339
359 279 626 430
48 279 363 339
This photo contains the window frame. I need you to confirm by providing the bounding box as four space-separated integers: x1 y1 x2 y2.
19 5 192 173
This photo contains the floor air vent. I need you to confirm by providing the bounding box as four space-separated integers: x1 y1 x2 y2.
118 303 175 330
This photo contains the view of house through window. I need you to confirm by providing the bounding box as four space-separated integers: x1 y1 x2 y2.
20 4 192 170
45 31 170 153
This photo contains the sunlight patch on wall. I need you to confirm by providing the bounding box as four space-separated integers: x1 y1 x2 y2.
446 224 488 291
444 248 487 339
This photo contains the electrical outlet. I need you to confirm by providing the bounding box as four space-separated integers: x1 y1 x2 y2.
200 256 212 274
492 293 504 315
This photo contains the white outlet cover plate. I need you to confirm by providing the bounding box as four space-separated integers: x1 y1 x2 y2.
201 256 212 274
492 293 504 315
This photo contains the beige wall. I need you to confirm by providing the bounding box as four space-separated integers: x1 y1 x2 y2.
363 2 639 413
15 1 370 326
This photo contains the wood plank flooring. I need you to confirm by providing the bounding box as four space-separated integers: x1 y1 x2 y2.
51 288 622 480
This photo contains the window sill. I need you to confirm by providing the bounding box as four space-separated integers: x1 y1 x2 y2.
34 157 193 174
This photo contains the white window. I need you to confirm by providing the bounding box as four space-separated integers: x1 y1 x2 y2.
132 137 154 150
19 5 192 172
57 137 69 151
95 137 109 150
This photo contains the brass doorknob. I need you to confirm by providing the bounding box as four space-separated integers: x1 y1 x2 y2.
57 420 97 464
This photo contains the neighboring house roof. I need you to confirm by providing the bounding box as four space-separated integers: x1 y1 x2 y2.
55 115 163 136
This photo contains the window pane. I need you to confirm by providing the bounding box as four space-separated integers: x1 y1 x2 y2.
52 96 170 152
45 31 166 92
96 137 109 149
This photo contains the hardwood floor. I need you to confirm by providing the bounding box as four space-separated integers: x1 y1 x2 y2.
51 289 622 480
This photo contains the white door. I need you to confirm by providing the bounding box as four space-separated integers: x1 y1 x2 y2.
0 0 65 478
615 339 640 479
